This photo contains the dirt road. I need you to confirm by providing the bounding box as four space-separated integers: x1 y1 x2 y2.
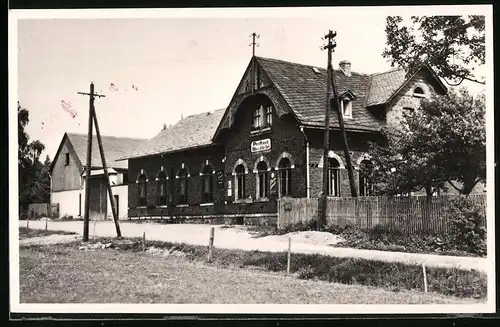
18 220 489 272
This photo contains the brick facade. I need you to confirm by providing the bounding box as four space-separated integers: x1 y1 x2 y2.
128 90 307 225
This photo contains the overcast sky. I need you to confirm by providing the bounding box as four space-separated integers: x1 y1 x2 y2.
14 7 490 160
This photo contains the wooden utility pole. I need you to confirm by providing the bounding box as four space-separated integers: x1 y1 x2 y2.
78 83 115 241
90 94 122 238
318 30 336 231
78 83 99 241
330 67 358 198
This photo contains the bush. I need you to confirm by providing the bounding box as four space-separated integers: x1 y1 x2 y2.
443 197 487 256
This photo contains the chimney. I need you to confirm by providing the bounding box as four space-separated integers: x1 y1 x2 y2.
339 60 351 77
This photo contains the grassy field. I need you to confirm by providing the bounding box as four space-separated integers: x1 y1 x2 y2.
19 243 483 304
19 227 76 240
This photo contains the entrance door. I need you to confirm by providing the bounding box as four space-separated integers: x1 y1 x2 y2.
89 177 107 221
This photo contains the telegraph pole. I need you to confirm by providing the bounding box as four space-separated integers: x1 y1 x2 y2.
90 98 122 239
318 30 336 231
78 83 105 241
330 72 358 198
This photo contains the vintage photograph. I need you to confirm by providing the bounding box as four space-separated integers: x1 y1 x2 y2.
9 5 494 315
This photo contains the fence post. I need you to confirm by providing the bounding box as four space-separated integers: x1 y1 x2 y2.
45 218 48 231
142 231 146 252
208 227 215 263
422 262 428 293
287 236 292 274
26 216 29 230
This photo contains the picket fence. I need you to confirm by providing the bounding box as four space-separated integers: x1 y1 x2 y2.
277 195 486 234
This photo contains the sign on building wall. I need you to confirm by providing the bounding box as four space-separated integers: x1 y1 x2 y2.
251 138 271 153
227 180 232 197
216 170 224 189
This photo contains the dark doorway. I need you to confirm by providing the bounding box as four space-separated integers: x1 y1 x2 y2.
114 195 119 218
236 216 244 225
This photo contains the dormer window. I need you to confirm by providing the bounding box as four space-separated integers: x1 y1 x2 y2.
341 99 353 119
413 87 425 98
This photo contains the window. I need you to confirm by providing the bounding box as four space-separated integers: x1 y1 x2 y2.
122 173 128 184
359 160 373 196
413 87 425 97
201 165 214 203
138 174 147 207
178 169 188 204
235 164 246 200
252 104 274 130
253 106 263 129
256 161 269 199
157 171 167 206
278 158 292 197
341 99 352 118
65 153 70 166
265 106 273 126
327 158 340 196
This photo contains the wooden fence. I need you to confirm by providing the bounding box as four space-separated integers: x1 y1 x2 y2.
19 203 60 219
277 195 486 234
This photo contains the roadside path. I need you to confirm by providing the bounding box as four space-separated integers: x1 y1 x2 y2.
18 220 490 273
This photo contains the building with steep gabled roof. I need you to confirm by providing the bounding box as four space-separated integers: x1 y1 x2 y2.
121 55 448 224
50 132 146 220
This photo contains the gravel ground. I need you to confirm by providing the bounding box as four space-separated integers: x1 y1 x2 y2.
18 220 489 272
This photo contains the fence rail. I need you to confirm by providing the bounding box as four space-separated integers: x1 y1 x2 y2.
278 195 486 234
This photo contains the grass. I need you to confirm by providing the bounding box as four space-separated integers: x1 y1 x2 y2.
20 243 483 304
19 227 77 240
264 220 486 258
22 236 487 300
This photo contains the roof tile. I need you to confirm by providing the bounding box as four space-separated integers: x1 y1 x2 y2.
121 109 225 160
67 133 146 169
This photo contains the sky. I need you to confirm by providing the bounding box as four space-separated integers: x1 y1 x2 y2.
14 7 489 161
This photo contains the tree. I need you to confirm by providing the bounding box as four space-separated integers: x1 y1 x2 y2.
161 123 167 132
383 15 485 86
18 102 51 204
365 88 485 196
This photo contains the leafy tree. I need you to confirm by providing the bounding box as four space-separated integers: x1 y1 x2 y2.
161 123 167 132
18 102 51 204
365 88 485 196
383 15 485 86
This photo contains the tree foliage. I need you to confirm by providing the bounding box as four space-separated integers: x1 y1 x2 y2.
365 88 486 196
18 102 51 204
383 15 485 86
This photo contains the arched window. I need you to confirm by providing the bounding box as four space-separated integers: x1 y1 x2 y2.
201 165 214 203
359 160 374 196
256 161 269 199
278 158 292 197
413 87 425 97
137 174 147 207
157 171 167 206
177 168 188 204
235 164 246 200
327 158 340 197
